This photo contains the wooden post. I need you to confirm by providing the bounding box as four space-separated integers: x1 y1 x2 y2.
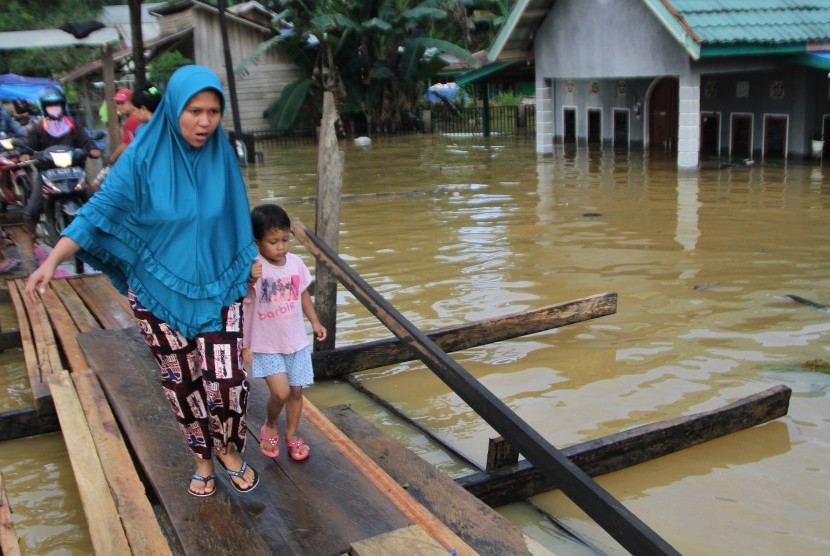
101 44 120 158
291 218 679 556
486 436 520 470
313 92 343 351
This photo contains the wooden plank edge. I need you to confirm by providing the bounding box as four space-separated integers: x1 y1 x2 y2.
47 371 132 555
6 280 52 415
40 288 90 374
0 470 21 556
71 368 172 556
457 385 792 507
302 398 478 556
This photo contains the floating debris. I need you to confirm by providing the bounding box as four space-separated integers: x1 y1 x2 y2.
693 283 720 291
785 294 830 312
803 359 830 374
583 212 602 218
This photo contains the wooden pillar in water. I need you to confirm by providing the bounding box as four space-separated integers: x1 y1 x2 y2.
313 92 344 351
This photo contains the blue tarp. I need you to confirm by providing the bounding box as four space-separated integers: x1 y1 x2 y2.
0 74 60 103
424 82 468 104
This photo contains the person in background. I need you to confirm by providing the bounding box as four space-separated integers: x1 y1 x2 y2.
131 85 163 125
0 103 25 138
25 65 260 497
18 86 101 266
106 88 140 167
242 204 326 462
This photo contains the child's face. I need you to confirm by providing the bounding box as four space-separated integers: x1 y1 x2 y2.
256 226 291 266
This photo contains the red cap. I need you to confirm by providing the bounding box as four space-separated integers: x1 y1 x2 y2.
113 88 133 102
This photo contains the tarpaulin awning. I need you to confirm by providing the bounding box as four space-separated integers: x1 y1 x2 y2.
0 74 60 102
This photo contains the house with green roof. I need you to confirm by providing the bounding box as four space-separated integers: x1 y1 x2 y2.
489 0 830 167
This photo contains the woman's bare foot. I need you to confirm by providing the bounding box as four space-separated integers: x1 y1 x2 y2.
217 446 257 490
189 457 216 496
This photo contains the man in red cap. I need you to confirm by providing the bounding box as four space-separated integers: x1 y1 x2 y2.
102 89 140 177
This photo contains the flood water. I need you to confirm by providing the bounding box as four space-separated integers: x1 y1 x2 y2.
2 133 829 555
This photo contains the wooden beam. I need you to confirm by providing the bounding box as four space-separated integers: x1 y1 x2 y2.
0 470 21 556
47 371 132 555
312 293 617 377
71 369 172 555
0 329 21 351
290 218 679 556
67 275 134 330
313 91 344 351
303 398 476 555
457 385 792 507
0 408 60 441
7 281 53 414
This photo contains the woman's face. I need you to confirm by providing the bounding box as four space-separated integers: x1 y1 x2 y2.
178 90 221 148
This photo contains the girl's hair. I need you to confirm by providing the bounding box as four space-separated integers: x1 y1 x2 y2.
132 85 163 113
251 203 290 240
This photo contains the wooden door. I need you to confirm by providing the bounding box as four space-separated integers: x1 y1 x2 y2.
648 77 678 151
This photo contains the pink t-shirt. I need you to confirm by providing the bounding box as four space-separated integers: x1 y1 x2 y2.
242 253 313 354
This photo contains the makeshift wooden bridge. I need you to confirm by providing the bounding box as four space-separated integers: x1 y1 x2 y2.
0 94 793 555
0 232 792 556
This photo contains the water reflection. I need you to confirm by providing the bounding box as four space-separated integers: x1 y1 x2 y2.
2 135 829 554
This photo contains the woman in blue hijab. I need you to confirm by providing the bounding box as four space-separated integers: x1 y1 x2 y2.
26 65 260 497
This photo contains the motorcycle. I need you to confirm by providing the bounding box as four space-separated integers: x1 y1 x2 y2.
16 144 93 274
0 135 33 211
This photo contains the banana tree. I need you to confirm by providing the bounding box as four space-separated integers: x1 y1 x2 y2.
236 0 477 134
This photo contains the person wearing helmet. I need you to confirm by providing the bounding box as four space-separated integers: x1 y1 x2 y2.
19 86 102 263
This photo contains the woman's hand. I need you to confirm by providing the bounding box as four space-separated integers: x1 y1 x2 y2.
25 263 57 303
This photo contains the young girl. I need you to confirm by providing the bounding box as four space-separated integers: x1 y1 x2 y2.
243 204 326 461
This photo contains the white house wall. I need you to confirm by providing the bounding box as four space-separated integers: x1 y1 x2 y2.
533 0 698 166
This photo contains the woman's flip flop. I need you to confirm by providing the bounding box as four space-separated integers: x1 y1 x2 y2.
187 473 217 497
286 437 310 461
216 458 260 493
260 425 280 458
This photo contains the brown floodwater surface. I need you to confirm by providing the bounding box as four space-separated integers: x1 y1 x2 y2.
2 134 829 554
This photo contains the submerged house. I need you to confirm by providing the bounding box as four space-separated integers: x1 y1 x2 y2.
489 0 830 167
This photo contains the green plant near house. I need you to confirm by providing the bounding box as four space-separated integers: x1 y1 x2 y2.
494 90 524 107
149 51 194 89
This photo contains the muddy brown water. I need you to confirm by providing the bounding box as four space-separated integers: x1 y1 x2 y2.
1 134 829 554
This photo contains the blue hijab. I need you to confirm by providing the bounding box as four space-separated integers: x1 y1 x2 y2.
65 65 257 337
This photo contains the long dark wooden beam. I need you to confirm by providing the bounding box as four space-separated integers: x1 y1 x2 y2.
291 218 679 556
0 407 60 441
457 385 791 507
312 293 617 377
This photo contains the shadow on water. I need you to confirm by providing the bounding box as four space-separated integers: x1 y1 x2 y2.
2 135 829 554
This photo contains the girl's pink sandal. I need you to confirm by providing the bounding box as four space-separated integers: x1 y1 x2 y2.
259 425 280 458
286 437 310 461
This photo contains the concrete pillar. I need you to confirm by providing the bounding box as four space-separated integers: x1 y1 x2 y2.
677 74 700 169
536 79 554 155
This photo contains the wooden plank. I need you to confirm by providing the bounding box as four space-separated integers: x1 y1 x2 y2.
245 385 416 553
290 218 679 556
457 385 792 507
50 280 100 333
486 436 520 471
0 470 21 556
323 404 529 555
0 408 60 441
313 293 617 377
67 275 134 330
71 368 172 556
79 326 415 555
6 281 53 414
77 327 273 555
40 287 89 374
0 329 21 351
349 525 448 556
47 371 132 555
304 399 475 555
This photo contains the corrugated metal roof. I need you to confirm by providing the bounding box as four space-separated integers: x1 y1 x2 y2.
668 0 830 45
